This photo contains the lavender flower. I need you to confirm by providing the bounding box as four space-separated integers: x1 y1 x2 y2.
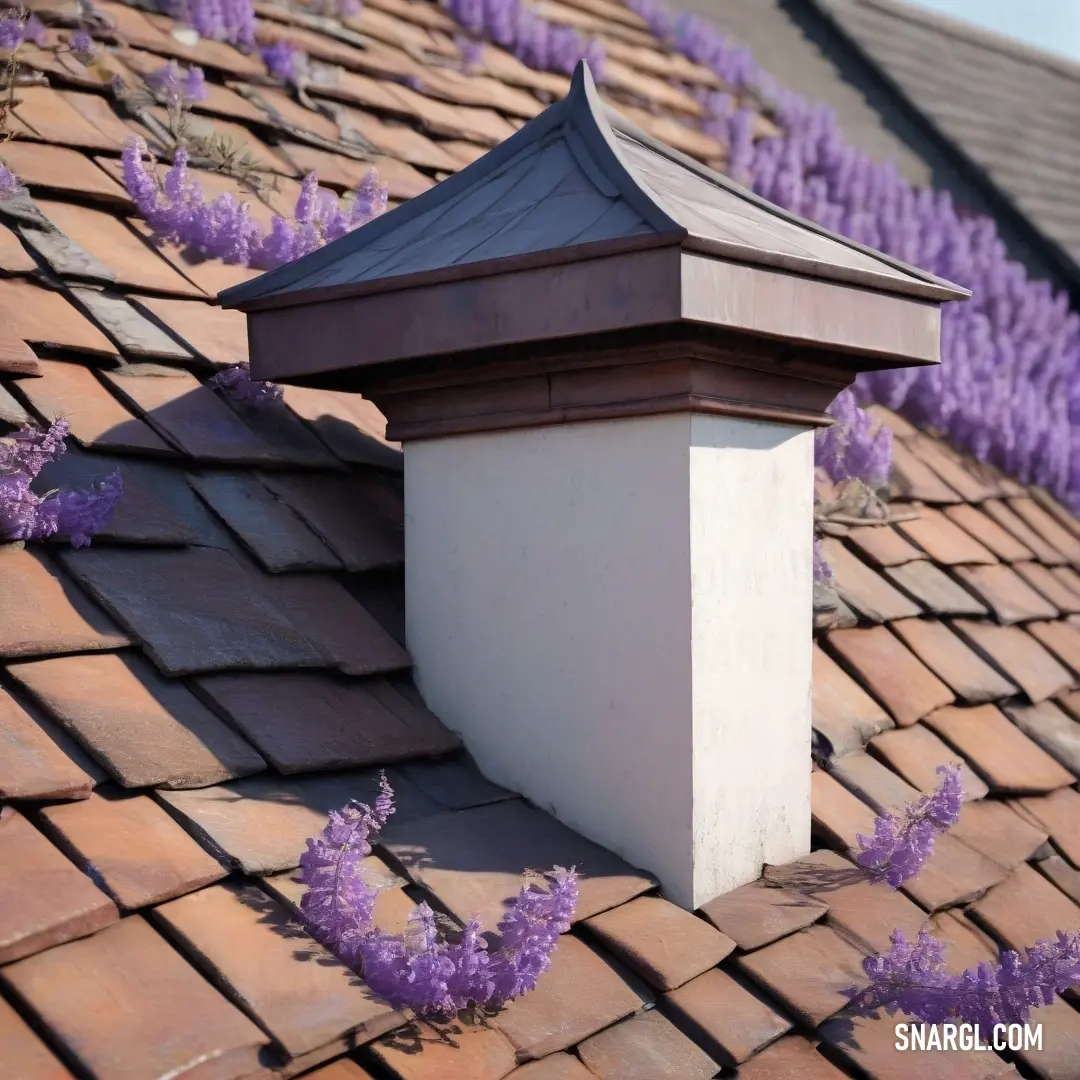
147 61 208 106
815 388 893 488
298 775 578 1019
853 763 964 888
208 364 284 408
455 35 485 69
0 12 25 48
0 164 19 197
69 30 96 62
163 0 255 48
260 40 306 84
0 420 122 546
813 537 833 584
22 15 46 47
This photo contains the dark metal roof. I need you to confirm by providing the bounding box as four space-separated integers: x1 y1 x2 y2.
220 61 969 313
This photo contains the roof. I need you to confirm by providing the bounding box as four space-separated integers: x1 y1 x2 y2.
812 0 1080 274
2 1 1080 1079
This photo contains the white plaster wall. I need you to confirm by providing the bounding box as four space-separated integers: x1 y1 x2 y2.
404 411 813 909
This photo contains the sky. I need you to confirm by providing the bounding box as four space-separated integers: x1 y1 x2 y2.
904 0 1080 63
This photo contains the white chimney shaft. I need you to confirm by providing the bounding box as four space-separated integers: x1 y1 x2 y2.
405 410 814 909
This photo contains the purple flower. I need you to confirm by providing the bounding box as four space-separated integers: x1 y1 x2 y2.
0 13 25 48
813 537 833 584
164 0 255 47
815 388 893 487
208 365 284 408
147 61 208 105
853 763 964 888
0 163 19 197
23 15 46 47
259 40 306 84
69 30 96 61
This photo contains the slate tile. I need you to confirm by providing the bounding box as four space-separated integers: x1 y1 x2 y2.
954 564 1059 624
819 1013 1015 1080
189 471 342 572
969 862 1080 951
194 671 456 773
883 559 988 616
950 798 1048 870
735 923 867 1027
380 800 656 930
132 295 251 366
72 289 196 361
0 545 129 659
811 644 893 757
155 881 401 1058
905 433 998 502
0 683 93 801
981 500 1067 565
492 935 644 1061
15 358 175 454
819 538 921 622
18 223 116 283
38 789 227 909
0 141 130 202
220 392 345 471
281 385 402 470
1003 700 1080 776
1039 855 1080 906
582 896 734 992
1028 620 1080 676
0 278 117 355
826 626 954 725
697 878 827 951
504 1056 592 1080
1015 788 1080 867
925 704 1075 794
0 915 268 1080
156 768 442 874
870 724 989 800
953 620 1073 702
810 767 876 851
397 754 515 811
58 546 326 674
1012 995 1080 1080
736 1036 849 1080
889 618 1018 703
6 651 266 789
575 1007 718 1080
895 506 998 564
99 365 287 464
370 1022 518 1080
0 807 117 964
260 472 405 572
251 574 412 676
943 504 1035 562
1009 498 1080 565
1016 563 1080 614
0 992 75 1079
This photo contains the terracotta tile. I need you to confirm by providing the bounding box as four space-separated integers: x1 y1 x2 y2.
0 991 75 1078
260 472 404 572
335 107 462 171
954 564 1059 624
698 879 827 951
16 359 175 455
1039 855 1080 906
19 227 116 286
981 499 1067 564
1003 700 1080 776
1028 619 1080 677
156 768 442 874
13 85 122 150
883 560 988 616
828 748 924 812
37 788 226 909
575 1007 717 1080
59 545 325 674
950 798 1048 870
889 440 963 502
819 1013 1015 1080
247 86 343 143
0 278 117 356
582 896 734 992
925 703 1074 794
1009 498 1080 564
819 538 921 622
0 220 39 273
870 724 989 800
493 935 644 1060
969 862 1080 951
1015 788 1080 866
371 1022 518 1080
156 881 400 1057
736 1036 848 1080
811 644 892 757
7 651 266 788
60 90 140 148
929 908 1000 972
0 545 128 659
0 805 118 964
896 506 998 564
1015 563 1080 614
281 385 401 469
735 923 867 1027
0 142 129 203
826 626 954 726
397 755 514 811
890 618 1017 703
381 800 655 930
810 767 876 851
98 365 287 463
301 1063 376 1080
953 620 1073 702
0 683 93 801
72 289 200 361
905 433 998 502
944 504 1036 562
1053 565 1080 603
1011 995 1080 1080
504 1056 592 1080
0 315 40 375
0 915 268 1079
128 295 250 365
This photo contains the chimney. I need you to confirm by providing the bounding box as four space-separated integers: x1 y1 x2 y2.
221 64 967 909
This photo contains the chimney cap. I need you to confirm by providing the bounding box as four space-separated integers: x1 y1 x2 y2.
220 61 968 316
